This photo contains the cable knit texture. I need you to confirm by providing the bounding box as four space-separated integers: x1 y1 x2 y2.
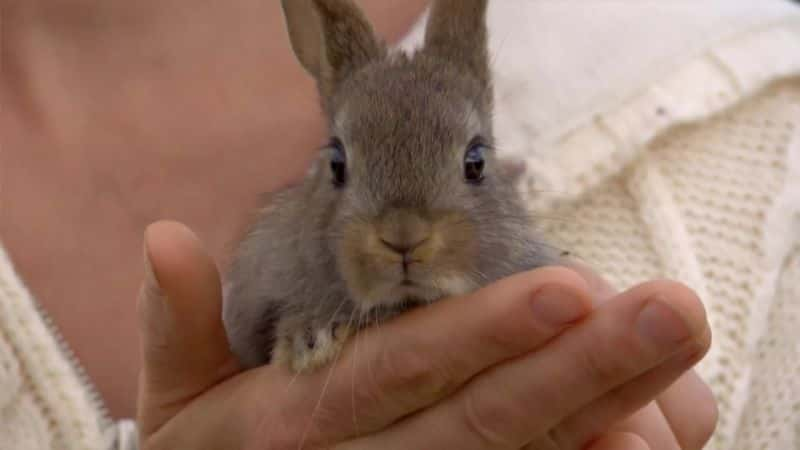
400 1 800 449
0 246 110 450
1 1 799 449
538 84 800 450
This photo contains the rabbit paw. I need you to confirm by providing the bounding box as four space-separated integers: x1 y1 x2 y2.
273 323 353 373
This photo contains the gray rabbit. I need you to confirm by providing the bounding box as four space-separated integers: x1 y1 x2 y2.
222 0 559 373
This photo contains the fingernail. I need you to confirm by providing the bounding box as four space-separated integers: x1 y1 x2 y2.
637 299 691 347
142 243 162 297
531 285 588 326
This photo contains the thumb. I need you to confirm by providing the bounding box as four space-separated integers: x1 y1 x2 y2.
136 220 240 437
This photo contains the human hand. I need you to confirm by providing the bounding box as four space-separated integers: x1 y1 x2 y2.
136 220 712 450
521 263 718 450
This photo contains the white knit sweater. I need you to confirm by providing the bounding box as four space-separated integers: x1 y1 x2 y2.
405 1 800 449
0 245 137 450
2 1 799 449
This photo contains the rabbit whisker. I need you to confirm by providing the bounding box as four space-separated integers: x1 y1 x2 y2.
297 295 351 450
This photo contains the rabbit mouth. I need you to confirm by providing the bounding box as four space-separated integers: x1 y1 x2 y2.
384 271 476 304
352 273 440 310
338 209 478 309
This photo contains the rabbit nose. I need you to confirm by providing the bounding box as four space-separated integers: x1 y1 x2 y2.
377 208 432 259
380 236 428 256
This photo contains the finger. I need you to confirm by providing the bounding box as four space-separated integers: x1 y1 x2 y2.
535 265 684 450
548 282 710 449
562 258 617 304
656 370 718 450
136 220 241 437
354 280 708 450
564 262 715 449
585 432 651 450
567 260 718 449
283 267 593 444
609 403 680 450
522 431 652 450
552 326 709 449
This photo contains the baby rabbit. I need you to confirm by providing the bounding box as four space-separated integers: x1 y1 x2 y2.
222 0 558 373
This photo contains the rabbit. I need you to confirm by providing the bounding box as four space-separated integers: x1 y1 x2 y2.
222 0 560 373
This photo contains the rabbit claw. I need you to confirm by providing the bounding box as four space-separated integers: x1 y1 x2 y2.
273 323 353 373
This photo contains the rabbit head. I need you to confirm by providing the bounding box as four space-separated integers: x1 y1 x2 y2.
280 0 535 312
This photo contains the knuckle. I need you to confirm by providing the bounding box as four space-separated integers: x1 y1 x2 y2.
575 331 641 386
472 286 553 356
640 280 707 327
378 343 431 392
477 303 529 353
363 340 457 408
460 388 517 448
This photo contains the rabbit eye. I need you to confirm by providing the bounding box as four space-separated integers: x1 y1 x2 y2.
464 138 486 184
329 137 347 187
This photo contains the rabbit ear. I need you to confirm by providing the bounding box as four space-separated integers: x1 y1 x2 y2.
423 0 490 86
281 0 324 78
281 0 382 96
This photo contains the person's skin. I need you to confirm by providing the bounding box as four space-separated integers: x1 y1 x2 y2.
0 0 718 447
139 220 714 450
1 0 428 418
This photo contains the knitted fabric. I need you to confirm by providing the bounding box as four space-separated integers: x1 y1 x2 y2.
537 83 800 450
401 1 800 448
0 245 113 450
466 2 800 450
